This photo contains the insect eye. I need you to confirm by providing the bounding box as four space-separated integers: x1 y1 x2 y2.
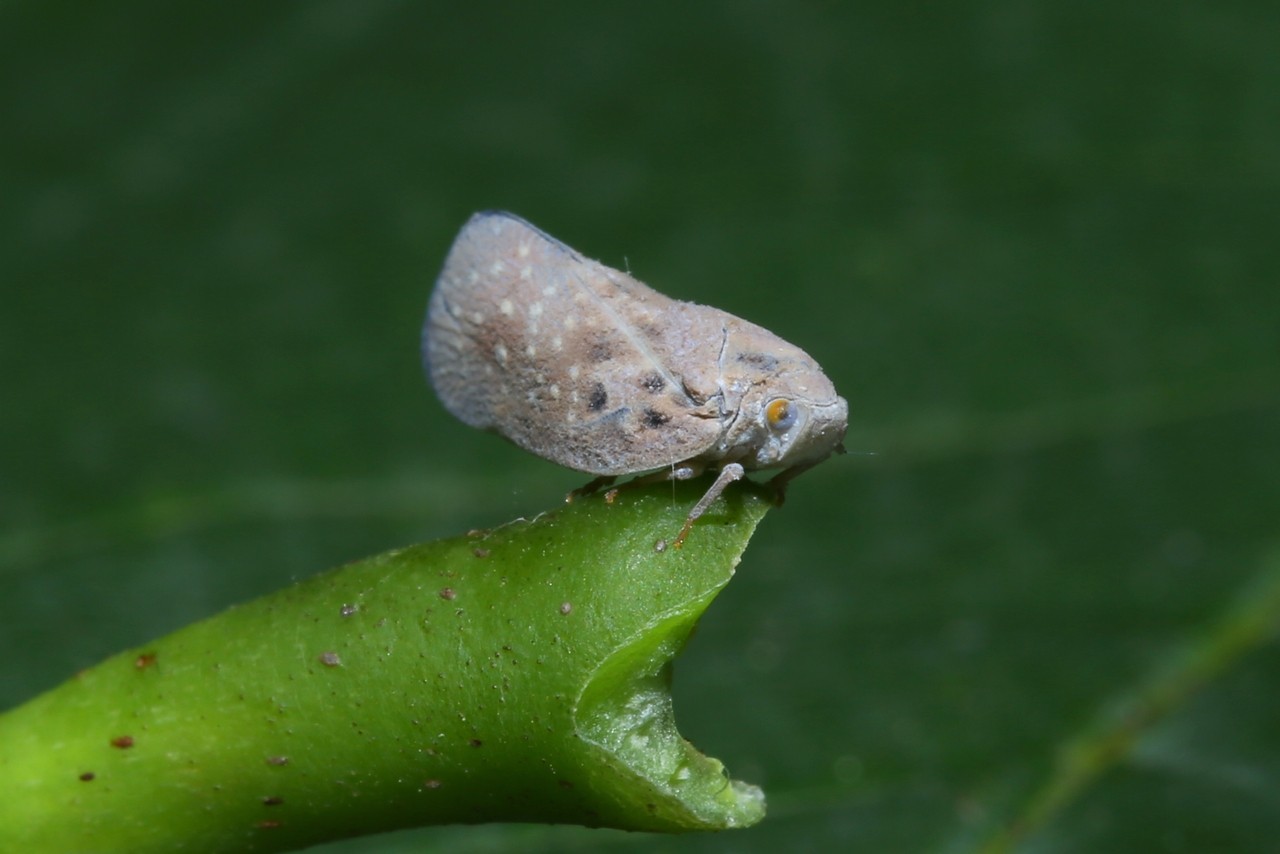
765 398 797 432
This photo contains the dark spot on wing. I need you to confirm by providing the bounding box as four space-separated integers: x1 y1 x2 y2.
641 373 665 393
737 352 779 372
589 340 614 362
642 408 671 428
588 383 608 411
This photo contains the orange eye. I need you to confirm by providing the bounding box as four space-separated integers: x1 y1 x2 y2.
766 398 796 432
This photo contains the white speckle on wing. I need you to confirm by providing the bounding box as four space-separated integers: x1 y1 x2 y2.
499 299 514 316
493 343 508 366
529 302 543 318
542 285 558 296
549 384 561 399
470 312 484 325
520 266 533 280
490 261 505 275
525 344 537 358
517 241 531 258
563 315 577 330
551 335 563 350
569 365 580 380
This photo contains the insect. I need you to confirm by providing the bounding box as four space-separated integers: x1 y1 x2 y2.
423 211 848 546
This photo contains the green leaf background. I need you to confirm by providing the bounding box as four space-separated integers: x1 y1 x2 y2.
3 2 1278 852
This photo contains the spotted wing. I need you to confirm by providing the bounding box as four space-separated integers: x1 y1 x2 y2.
424 211 726 475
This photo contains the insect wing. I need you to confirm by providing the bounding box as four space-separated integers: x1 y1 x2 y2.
425 212 724 476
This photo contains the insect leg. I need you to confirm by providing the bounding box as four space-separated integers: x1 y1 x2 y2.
565 475 617 504
672 462 745 549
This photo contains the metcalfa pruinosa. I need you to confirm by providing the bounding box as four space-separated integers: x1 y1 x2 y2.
423 211 848 546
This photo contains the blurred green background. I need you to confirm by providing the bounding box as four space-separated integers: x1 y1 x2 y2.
4 2 1278 852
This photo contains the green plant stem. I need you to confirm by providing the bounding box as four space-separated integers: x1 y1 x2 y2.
0 479 771 853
